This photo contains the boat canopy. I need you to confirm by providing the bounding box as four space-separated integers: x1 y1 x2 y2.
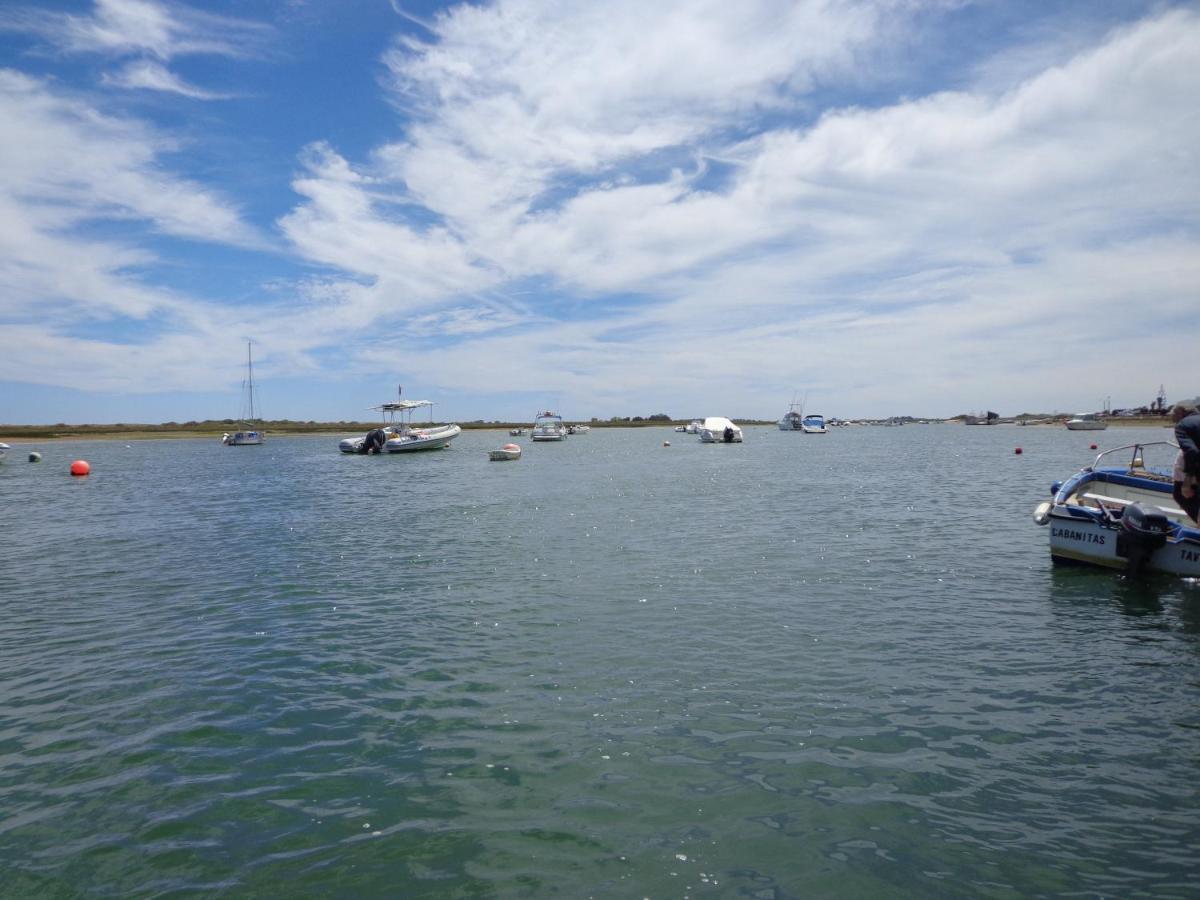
374 400 433 412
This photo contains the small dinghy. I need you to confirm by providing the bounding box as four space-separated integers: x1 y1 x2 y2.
488 443 522 461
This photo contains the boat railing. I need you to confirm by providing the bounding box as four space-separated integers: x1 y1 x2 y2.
1087 441 1179 473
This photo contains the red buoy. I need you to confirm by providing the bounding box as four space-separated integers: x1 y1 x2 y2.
1014 447 1022 454
70 460 90 476
1089 443 1097 450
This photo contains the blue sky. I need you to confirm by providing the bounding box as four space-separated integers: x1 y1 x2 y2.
0 0 1196 424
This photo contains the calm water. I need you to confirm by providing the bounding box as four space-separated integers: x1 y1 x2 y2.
2 425 1198 898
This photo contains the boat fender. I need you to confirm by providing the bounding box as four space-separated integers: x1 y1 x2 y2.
1033 501 1051 525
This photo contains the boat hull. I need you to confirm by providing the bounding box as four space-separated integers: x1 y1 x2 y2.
488 446 521 461
385 424 461 452
1065 419 1107 430
225 431 264 446
1047 509 1200 575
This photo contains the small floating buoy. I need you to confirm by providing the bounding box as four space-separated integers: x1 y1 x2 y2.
1014 447 1022 454
70 459 90 476
28 451 41 462
663 440 671 447
1089 443 1097 450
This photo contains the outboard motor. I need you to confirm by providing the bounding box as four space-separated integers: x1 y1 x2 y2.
359 428 387 455
1116 503 1172 574
723 426 734 443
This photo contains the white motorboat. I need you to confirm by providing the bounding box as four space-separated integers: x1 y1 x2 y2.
801 414 827 434
1065 413 1108 431
673 425 687 432
1032 441 1200 576
488 443 522 461
685 419 702 434
698 417 743 443
531 411 568 441
568 424 590 434
223 342 265 446
339 396 461 454
510 427 524 436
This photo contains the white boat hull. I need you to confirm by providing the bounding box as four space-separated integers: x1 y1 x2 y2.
698 417 743 443
386 423 461 452
801 425 826 434
488 444 522 461
1065 418 1107 430
1046 510 1200 575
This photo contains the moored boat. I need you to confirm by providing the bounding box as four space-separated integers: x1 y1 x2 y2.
488 443 522 461
1032 441 1200 576
801 414 827 434
339 395 461 454
531 411 567 441
0 442 9 462
1065 413 1107 431
223 341 265 446
698 417 743 443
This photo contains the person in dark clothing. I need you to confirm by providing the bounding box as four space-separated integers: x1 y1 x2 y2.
1171 404 1200 523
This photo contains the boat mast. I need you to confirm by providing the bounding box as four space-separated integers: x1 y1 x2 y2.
246 341 256 421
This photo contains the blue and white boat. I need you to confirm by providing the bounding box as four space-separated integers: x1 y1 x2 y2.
1033 441 1200 576
801 414 826 434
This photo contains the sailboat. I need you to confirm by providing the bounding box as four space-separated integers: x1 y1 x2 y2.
222 342 265 446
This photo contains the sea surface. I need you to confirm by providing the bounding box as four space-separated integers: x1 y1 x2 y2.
2 424 1198 898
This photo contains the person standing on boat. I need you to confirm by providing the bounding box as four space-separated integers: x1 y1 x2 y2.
1171 404 1200 523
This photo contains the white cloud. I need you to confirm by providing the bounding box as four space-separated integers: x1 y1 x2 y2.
1 0 269 60
3 2 1198 418
275 4 1199 418
0 0 269 97
0 69 268 390
102 59 230 99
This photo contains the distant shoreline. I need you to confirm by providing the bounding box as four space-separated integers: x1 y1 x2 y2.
0 416 1173 441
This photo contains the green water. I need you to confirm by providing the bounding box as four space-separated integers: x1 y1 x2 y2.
2 425 1198 897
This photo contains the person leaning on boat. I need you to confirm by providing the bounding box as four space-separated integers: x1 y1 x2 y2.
1171 404 1200 523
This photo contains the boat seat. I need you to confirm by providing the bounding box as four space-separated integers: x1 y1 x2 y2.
1079 492 1190 521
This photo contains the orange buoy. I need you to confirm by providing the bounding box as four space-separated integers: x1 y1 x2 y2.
1014 447 1022 454
70 459 90 476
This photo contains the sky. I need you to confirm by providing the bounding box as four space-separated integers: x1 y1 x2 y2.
0 0 1196 425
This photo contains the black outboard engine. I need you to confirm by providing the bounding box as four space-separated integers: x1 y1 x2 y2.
1116 503 1172 574
723 426 734 443
359 428 387 455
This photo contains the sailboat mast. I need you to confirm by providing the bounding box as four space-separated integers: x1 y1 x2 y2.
246 341 255 421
